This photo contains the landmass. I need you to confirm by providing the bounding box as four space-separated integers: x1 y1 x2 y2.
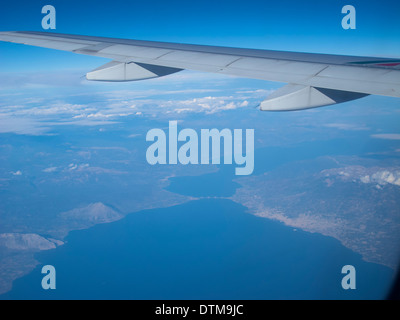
231 155 400 269
0 233 64 295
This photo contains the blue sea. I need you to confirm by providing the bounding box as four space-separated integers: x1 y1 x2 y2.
0 197 394 300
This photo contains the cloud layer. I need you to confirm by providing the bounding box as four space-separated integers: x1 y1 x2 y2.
0 70 267 135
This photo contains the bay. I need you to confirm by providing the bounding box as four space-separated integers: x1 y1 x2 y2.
0 198 393 300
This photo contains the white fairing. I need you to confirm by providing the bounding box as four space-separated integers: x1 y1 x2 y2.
86 61 182 81
260 84 368 111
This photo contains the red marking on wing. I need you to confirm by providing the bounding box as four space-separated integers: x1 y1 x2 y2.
377 63 400 67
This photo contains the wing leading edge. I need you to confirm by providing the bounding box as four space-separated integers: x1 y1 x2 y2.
0 31 399 111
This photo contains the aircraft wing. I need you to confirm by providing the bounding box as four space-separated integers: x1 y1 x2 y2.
0 31 399 111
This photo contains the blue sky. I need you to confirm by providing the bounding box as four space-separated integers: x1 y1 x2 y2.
0 0 399 72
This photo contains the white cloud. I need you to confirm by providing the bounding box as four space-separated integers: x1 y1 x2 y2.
128 133 141 138
360 170 400 187
158 95 252 115
2 103 93 117
0 116 52 135
324 123 370 131
371 133 400 140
